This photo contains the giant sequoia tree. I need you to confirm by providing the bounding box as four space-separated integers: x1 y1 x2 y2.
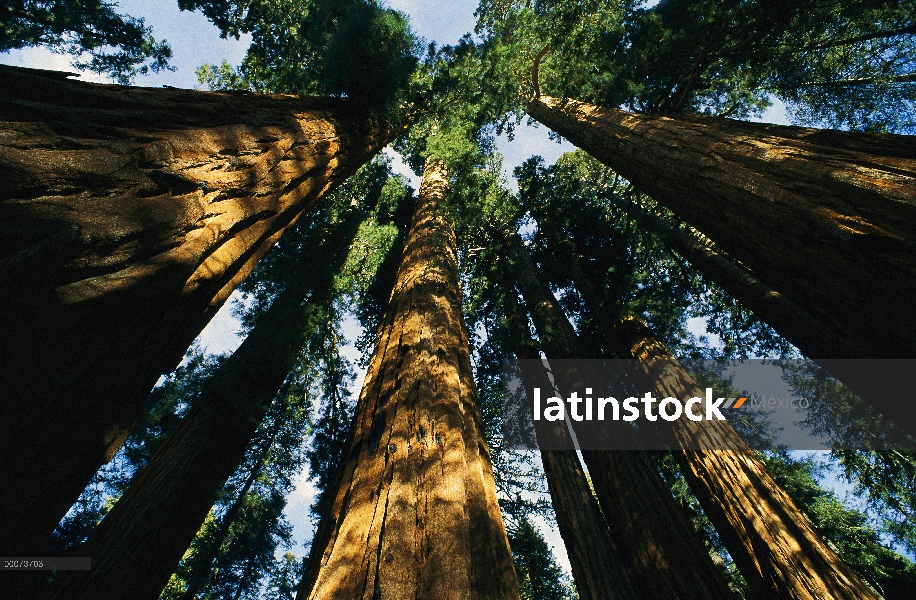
476 0 916 432
300 156 519 599
0 65 400 556
46 163 389 600
0 0 421 556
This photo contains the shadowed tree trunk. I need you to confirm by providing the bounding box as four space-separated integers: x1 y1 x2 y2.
301 159 519 600
618 199 862 361
46 206 365 600
0 65 401 555
610 318 882 600
505 231 735 599
503 287 636 600
528 95 916 431
176 383 292 600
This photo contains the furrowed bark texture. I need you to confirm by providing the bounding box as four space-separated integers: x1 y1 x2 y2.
0 65 397 554
528 96 916 428
304 160 519 600
504 291 634 600
612 318 881 600
47 212 362 600
506 232 733 599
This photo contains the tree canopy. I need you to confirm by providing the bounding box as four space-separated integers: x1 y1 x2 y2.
1 0 173 83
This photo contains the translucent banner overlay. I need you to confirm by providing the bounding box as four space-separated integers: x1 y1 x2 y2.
501 359 916 451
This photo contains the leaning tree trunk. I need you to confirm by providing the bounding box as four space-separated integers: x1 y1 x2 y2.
0 65 400 555
528 95 916 432
176 384 292 600
503 288 636 600
302 160 520 600
610 318 882 600
617 199 863 362
505 232 735 599
47 207 364 600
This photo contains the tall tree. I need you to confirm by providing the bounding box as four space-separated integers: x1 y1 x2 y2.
47 177 377 600
610 317 882 600
300 157 520 599
510 150 881 597
0 64 402 556
504 230 736 599
526 94 916 432
503 285 637 600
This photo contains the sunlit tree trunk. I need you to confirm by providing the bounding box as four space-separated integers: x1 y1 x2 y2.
0 65 400 554
46 209 364 600
506 232 735 599
302 159 519 600
610 318 882 600
503 287 636 600
528 95 916 431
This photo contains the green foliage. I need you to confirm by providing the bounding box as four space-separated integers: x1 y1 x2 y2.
161 383 311 600
508 517 577 600
1 0 173 83
764 451 916 599
196 60 250 91
263 552 304 600
765 0 916 132
475 0 916 130
782 362 916 556
186 0 420 113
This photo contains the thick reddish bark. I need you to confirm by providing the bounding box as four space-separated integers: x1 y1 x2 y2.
0 65 399 554
46 208 361 600
504 291 636 600
506 232 735 599
302 160 519 600
528 95 916 429
611 318 881 600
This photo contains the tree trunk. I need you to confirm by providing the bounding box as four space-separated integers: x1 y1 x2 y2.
0 65 400 555
610 318 882 600
46 207 364 600
505 232 735 599
302 159 519 600
620 199 863 361
177 384 291 600
503 288 636 600
527 95 916 430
